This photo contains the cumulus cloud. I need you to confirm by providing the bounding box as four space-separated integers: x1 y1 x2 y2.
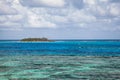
68 9 96 23
83 0 96 5
0 0 17 15
20 0 66 8
0 0 120 31
26 11 56 28
109 3 120 16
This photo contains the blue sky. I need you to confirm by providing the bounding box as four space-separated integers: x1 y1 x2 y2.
0 0 120 39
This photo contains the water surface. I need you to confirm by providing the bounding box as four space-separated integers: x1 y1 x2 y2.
0 40 120 56
0 40 120 80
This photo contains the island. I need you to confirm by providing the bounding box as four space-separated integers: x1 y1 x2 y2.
21 38 54 42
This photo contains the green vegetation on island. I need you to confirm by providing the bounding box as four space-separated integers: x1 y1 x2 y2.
21 38 53 42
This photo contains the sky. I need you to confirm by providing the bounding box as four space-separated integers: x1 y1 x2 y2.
0 0 120 40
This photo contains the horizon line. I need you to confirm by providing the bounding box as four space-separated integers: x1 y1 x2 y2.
0 39 120 41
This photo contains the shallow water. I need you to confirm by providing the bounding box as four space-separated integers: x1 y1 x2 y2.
0 56 120 80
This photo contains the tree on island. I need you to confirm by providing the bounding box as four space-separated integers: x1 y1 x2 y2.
21 37 53 42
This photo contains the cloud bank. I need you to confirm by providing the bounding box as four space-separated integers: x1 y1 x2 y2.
0 0 120 31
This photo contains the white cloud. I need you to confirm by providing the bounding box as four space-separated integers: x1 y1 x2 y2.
0 0 57 29
0 0 24 30
83 0 96 5
109 3 120 16
0 0 16 15
68 10 96 23
0 16 7 22
0 21 20 27
0 20 22 31
100 0 108 2
52 15 68 23
0 0 120 31
20 0 66 8
40 0 65 7
96 6 106 16
27 11 56 28
7 15 23 22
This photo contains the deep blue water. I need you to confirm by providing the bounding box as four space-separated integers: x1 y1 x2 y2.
0 40 120 56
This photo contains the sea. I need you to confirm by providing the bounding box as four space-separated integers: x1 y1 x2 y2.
0 40 120 80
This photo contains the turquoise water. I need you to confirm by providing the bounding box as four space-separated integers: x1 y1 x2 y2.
0 40 120 80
